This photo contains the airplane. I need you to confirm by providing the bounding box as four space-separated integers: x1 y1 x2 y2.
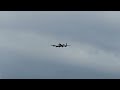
51 43 71 47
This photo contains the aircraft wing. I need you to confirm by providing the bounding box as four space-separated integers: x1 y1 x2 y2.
51 45 56 46
59 44 63 47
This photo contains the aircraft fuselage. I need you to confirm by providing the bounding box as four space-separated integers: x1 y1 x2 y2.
51 43 70 47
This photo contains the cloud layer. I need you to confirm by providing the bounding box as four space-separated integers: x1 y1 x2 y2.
0 11 120 78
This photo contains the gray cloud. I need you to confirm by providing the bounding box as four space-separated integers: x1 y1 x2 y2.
3 11 119 54
0 11 120 78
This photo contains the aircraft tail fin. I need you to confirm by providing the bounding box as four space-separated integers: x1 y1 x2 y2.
65 43 67 47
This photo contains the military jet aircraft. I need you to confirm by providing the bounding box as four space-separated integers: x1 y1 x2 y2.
51 43 71 47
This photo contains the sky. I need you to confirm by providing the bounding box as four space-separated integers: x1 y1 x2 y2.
0 11 120 79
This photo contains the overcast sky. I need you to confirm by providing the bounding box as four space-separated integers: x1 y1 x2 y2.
0 11 120 79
